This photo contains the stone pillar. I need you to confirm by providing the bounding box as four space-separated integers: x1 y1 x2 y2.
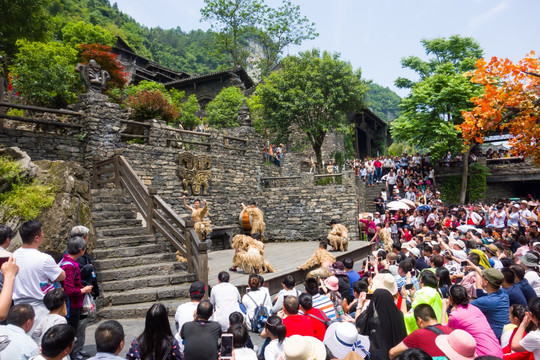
70 93 127 167
300 172 314 188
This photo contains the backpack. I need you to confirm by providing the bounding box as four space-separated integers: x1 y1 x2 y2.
306 309 332 328
246 292 269 333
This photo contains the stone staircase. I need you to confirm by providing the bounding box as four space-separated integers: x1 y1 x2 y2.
364 182 384 214
91 189 196 319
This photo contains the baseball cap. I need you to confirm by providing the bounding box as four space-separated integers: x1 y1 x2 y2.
189 281 206 297
482 268 503 287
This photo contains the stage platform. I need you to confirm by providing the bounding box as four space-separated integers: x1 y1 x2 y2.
208 240 374 295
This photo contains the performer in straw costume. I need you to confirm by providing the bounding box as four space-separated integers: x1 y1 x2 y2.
229 234 274 274
183 195 212 240
240 201 266 235
297 241 336 279
327 219 349 252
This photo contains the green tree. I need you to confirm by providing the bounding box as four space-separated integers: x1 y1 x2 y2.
255 0 317 78
179 94 201 130
365 83 401 122
61 21 115 47
9 40 80 107
206 86 245 128
391 35 483 203
201 0 266 67
252 49 367 171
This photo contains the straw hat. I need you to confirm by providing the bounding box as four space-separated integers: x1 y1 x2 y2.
435 329 477 360
283 335 326 360
323 322 370 360
371 273 397 295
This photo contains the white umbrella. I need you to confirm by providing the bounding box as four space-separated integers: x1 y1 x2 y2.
400 199 416 208
387 201 410 210
457 225 482 234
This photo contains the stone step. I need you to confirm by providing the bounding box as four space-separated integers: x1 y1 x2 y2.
100 272 196 292
91 243 169 260
92 210 138 221
96 234 156 248
93 252 177 271
93 218 143 229
98 299 185 319
103 284 191 306
91 189 125 196
97 226 145 238
91 203 137 213
98 262 186 282
91 194 132 203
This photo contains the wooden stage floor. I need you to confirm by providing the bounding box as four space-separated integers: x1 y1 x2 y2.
208 240 374 295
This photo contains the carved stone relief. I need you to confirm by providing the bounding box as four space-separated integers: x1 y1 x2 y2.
177 152 211 195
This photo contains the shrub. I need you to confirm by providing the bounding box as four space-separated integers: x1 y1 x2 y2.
206 86 245 128
9 40 80 107
125 89 180 122
179 94 201 130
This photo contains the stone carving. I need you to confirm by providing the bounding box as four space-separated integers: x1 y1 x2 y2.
76 59 111 93
237 99 252 126
177 152 212 195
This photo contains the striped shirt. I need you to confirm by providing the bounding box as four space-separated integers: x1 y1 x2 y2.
312 293 336 320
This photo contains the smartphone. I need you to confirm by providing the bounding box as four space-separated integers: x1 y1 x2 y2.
0 257 9 267
365 292 373 300
405 283 414 290
220 334 233 360
460 261 468 267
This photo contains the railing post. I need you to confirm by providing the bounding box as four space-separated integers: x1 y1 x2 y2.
197 241 209 287
185 221 195 273
147 188 157 235
112 149 123 189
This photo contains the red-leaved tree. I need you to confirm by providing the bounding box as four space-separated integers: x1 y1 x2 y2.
78 44 127 90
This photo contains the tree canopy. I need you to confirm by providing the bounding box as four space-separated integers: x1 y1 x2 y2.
460 52 540 165
251 49 367 171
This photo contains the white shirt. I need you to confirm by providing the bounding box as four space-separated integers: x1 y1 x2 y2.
271 288 301 314
519 209 532 226
174 301 198 332
210 282 242 331
234 347 258 360
491 210 507 228
242 289 272 331
507 211 520 227
0 324 40 360
520 329 540 360
31 313 67 345
524 270 540 297
264 339 284 360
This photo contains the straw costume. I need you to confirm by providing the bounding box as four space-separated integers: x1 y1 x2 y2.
327 221 349 252
231 234 274 274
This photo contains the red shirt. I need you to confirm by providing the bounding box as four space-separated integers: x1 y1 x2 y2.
304 308 329 341
374 160 382 168
283 314 315 337
403 325 453 357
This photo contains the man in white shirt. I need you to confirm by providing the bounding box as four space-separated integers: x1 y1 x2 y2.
490 204 507 230
0 304 40 359
210 271 242 331
506 204 521 228
174 281 206 350
13 221 65 334
519 200 534 228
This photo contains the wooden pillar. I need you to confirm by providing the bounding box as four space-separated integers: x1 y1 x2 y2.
92 156 101 189
197 240 209 286
147 188 157 235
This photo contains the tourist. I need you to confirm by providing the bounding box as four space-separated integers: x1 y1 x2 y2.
282 335 326 360
174 280 205 350
501 304 535 359
304 277 337 321
181 300 221 360
0 256 18 322
126 303 182 360
271 275 301 314
357 289 407 360
298 293 329 341
210 271 243 331
517 252 540 296
0 304 40 359
59 236 93 346
0 225 13 292
227 323 257 360
509 264 538 303
31 288 68 345
402 271 444 334
259 315 285 360
87 320 125 360
510 297 540 359
13 220 65 334
281 295 315 337
500 267 528 306
389 304 453 359
242 274 272 331
34 324 76 360
343 258 360 298
323 321 370 359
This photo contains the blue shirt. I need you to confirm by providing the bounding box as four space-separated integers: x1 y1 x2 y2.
471 289 510 339
517 278 538 303
396 274 420 291
503 285 527 307
347 269 361 297
0 324 40 360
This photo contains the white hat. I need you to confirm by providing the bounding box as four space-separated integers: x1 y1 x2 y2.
323 322 370 360
284 335 327 360
371 273 398 295
455 240 466 249
410 248 420 257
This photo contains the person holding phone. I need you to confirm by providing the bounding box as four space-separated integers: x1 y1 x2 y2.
182 300 222 360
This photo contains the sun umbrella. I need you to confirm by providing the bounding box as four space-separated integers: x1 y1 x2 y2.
417 204 431 212
387 201 410 210
457 225 482 234
400 199 416 208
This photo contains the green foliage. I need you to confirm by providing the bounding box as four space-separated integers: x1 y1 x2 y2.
61 21 114 47
365 83 401 122
252 49 367 170
331 151 345 168
0 0 53 59
0 156 55 222
440 176 461 204
206 86 245 128
6 109 24 117
315 176 342 186
388 142 416 157
179 94 201 130
391 35 484 161
374 134 387 155
9 40 80 107
467 163 490 202
344 132 356 160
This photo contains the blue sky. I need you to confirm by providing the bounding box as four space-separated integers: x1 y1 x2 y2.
112 0 540 97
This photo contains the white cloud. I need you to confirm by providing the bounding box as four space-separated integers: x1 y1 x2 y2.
469 1 508 28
